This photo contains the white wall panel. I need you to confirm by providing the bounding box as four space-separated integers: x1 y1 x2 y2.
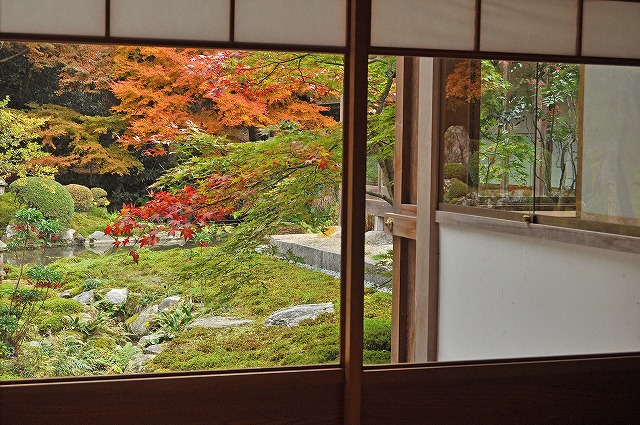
234 0 345 47
583 1 640 59
371 0 475 51
438 225 640 361
0 0 105 36
481 0 578 55
110 0 229 41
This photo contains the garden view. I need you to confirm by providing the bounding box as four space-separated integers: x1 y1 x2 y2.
0 43 396 379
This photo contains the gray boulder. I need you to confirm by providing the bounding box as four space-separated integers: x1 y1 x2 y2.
73 290 95 305
159 296 181 311
186 316 252 330
139 332 164 347
144 344 164 355
264 303 334 327
85 231 113 246
104 288 128 306
129 304 159 337
125 353 156 374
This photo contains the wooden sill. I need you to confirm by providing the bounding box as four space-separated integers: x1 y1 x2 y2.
436 210 640 255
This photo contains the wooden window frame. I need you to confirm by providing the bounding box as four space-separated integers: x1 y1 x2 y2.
2 1 640 424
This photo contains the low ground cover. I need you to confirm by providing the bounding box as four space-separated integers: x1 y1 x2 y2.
0 246 391 379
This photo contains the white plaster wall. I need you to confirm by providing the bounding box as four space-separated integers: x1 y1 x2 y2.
437 224 640 361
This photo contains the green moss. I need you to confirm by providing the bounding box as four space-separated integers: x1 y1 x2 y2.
41 298 84 314
71 210 114 237
363 318 391 351
9 177 74 228
443 162 467 181
445 178 469 202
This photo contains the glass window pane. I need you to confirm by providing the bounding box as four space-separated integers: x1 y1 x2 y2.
0 0 105 36
110 0 230 41
234 0 346 47
371 0 475 51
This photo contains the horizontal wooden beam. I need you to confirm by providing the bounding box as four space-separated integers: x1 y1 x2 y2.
0 368 343 425
362 354 640 424
436 210 640 255
386 212 416 240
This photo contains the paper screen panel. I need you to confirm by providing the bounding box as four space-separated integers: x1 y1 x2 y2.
234 0 345 47
110 0 229 41
371 0 475 51
582 1 640 59
0 0 105 36
480 0 578 55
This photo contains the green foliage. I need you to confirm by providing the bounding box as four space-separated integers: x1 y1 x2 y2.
443 162 467 181
71 208 114 237
0 193 17 228
110 342 141 373
65 184 94 212
9 177 74 228
0 96 53 180
155 300 196 341
90 187 109 208
363 318 391 351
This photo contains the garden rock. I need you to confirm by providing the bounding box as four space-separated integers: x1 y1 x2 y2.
85 231 113 245
159 296 181 311
73 290 95 305
144 344 164 355
0 240 6 251
186 316 253 330
364 230 392 245
59 290 72 298
104 288 128 306
139 332 164 347
125 353 156 374
264 303 334 327
130 304 159 337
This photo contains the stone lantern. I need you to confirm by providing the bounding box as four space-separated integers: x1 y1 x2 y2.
0 178 6 195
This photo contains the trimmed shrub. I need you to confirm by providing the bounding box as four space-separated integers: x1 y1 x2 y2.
90 187 109 208
0 193 17 228
443 162 467 181
66 184 94 212
8 177 74 228
444 178 469 202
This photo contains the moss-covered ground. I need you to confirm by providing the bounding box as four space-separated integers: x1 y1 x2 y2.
0 246 392 379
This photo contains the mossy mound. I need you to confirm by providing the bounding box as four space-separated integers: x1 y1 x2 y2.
444 178 469 202
66 184 94 212
9 177 74 228
90 187 109 208
443 162 467 181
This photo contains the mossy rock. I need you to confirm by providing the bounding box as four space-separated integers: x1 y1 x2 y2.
65 184 94 212
443 162 467 181
444 178 469 202
9 177 74 228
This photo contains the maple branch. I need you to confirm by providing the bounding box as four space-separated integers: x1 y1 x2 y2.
366 190 393 205
374 61 396 114
0 48 29 64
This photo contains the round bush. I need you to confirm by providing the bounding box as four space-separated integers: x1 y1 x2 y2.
445 178 470 201
443 162 467 181
8 177 74 229
90 187 109 208
65 184 94 212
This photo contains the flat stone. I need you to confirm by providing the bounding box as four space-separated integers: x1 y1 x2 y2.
159 296 181 311
264 303 334 328
364 230 393 245
130 304 159 337
144 344 164 355
104 288 128 306
85 231 114 245
73 290 95 305
186 316 252 330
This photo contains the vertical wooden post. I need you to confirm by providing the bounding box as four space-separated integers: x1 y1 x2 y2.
341 0 370 424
